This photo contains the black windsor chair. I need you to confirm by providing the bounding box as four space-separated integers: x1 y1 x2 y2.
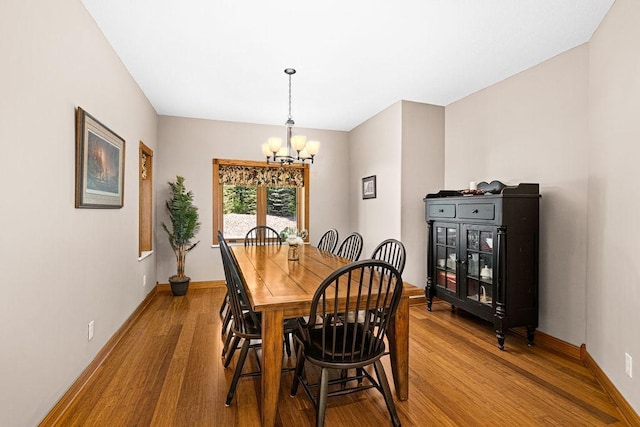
316 229 339 253
335 232 363 261
371 238 406 274
218 232 297 406
219 225 282 353
244 225 282 246
290 260 404 427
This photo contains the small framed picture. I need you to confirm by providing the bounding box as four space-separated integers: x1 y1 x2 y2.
75 107 125 208
362 175 376 199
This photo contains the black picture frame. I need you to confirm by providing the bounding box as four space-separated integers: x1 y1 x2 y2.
362 175 376 199
75 107 125 208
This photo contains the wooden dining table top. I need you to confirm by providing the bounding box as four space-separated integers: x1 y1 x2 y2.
230 243 423 315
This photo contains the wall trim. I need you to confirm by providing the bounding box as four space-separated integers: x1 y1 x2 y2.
511 327 582 360
581 345 640 426
156 280 225 291
511 330 639 425
40 287 158 426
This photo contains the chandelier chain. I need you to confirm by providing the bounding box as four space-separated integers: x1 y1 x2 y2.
288 72 293 122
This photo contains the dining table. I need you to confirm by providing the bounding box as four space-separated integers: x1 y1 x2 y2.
230 243 423 427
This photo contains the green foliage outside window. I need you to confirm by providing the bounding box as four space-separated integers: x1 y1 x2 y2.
223 185 256 214
267 187 297 218
223 185 296 219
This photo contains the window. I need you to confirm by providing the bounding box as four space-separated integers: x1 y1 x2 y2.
213 159 309 244
138 141 153 256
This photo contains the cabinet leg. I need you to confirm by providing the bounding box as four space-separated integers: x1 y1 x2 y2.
496 331 505 351
495 303 505 350
425 279 433 311
526 327 535 346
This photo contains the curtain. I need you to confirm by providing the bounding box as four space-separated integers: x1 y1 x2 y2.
218 165 304 188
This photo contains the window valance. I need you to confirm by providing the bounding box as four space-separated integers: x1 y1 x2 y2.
218 164 304 188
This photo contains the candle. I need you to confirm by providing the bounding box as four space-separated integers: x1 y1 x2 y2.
469 181 477 191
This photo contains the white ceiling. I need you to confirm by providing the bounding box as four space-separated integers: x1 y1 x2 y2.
81 0 613 132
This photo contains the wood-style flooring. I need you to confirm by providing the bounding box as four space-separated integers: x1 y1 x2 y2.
49 286 630 426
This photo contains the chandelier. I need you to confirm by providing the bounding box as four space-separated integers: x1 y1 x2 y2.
262 68 320 165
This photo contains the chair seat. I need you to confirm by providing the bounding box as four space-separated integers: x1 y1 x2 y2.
300 324 385 367
234 312 299 338
238 311 261 337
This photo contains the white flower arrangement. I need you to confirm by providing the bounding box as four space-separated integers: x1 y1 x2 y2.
280 227 308 246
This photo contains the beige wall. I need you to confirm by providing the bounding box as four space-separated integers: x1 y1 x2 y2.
157 116 350 283
348 101 445 286
0 0 159 425
445 45 590 345
588 0 640 411
349 102 403 261
401 101 445 286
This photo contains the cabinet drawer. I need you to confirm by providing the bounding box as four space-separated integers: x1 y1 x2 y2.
428 204 456 218
458 203 495 220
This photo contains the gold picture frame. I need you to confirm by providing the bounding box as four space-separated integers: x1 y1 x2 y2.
75 107 125 208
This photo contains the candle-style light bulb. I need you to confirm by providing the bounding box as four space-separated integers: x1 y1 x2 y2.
291 135 307 152
306 140 320 156
268 137 282 153
262 143 272 158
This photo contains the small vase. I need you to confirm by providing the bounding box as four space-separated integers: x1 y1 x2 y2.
288 244 299 261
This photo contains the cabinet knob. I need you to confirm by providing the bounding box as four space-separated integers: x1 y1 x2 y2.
472 209 479 214
438 209 444 213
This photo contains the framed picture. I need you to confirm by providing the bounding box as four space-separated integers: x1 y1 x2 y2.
362 175 376 199
75 107 125 208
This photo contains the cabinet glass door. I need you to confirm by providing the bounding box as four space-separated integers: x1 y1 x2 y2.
434 225 457 293
464 226 494 305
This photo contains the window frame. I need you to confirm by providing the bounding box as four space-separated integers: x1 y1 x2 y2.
138 141 153 256
212 159 310 244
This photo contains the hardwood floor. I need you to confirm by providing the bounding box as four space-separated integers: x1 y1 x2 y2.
49 286 630 426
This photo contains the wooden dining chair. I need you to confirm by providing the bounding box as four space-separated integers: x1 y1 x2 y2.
218 232 246 360
335 232 363 261
316 229 339 253
242 226 295 355
219 225 281 341
244 225 281 246
371 238 406 274
218 231 265 361
290 260 404 427
368 239 407 358
218 233 298 406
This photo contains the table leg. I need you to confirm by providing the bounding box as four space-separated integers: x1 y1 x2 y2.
387 297 409 400
261 309 284 427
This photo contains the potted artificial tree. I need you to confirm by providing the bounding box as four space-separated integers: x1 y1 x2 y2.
162 175 200 296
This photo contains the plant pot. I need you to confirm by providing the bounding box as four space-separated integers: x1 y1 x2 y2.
169 276 190 296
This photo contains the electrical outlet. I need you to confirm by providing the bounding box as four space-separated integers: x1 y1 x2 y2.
143 274 147 288
625 353 632 378
88 320 94 341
